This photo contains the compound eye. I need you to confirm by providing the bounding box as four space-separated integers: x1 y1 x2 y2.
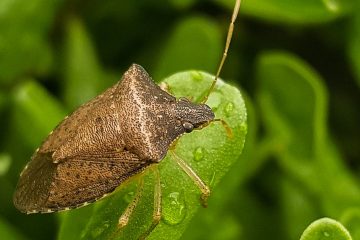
182 122 194 133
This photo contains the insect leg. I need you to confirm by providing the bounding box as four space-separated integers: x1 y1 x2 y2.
139 166 162 239
213 118 233 138
152 166 162 227
196 118 233 138
118 177 144 228
170 151 210 207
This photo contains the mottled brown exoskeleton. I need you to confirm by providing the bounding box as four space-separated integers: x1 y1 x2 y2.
13 0 242 238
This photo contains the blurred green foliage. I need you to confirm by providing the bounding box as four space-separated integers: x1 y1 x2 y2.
0 0 359 240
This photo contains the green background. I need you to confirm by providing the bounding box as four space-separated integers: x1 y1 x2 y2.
0 0 359 239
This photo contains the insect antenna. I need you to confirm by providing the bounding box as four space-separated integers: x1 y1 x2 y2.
201 0 242 104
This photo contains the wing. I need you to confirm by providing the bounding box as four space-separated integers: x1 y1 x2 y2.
40 79 126 162
14 150 151 213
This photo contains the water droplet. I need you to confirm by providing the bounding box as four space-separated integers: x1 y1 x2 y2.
193 147 205 162
323 231 330 237
123 191 134 203
191 71 203 81
224 102 234 117
163 192 186 225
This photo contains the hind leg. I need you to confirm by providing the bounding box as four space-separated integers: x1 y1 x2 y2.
117 177 144 228
139 166 162 239
170 150 210 208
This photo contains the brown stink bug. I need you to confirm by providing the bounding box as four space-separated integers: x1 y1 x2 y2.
14 0 242 238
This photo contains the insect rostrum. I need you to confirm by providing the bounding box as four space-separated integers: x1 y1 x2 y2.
13 64 215 214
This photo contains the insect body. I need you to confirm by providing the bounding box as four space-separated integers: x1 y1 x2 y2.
14 0 242 238
13 64 214 213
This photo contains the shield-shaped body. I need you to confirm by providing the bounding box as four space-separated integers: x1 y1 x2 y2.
13 64 214 213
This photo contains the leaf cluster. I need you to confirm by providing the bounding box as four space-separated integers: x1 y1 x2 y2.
0 0 359 240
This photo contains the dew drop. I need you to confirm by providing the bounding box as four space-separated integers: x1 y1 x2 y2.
323 231 330 237
191 71 203 81
123 191 134 204
193 147 205 162
224 102 234 117
163 192 186 225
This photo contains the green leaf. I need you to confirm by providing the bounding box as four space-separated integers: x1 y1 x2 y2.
63 17 106 109
341 208 360 240
11 80 66 148
169 0 196 9
0 153 11 176
217 0 354 25
0 91 7 113
300 218 352 240
0 217 28 240
280 177 320 240
58 70 247 240
256 51 360 218
153 17 222 80
0 0 61 83
256 51 327 159
348 8 360 87
181 91 264 240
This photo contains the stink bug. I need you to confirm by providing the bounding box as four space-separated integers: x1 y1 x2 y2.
14 0 242 238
